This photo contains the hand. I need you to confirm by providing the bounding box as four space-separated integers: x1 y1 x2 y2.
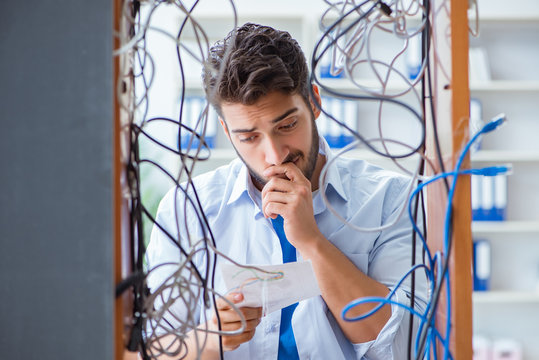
261 162 324 251
208 293 262 352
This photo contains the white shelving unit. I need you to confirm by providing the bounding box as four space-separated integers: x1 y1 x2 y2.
472 150 539 163
470 1 539 358
470 80 539 92
474 291 539 304
472 221 539 235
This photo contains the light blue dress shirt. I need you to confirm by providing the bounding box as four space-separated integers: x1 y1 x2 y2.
146 137 427 360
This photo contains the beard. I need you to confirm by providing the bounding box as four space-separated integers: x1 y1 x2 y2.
235 119 320 188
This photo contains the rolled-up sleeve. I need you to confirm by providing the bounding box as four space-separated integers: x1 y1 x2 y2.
351 176 428 359
352 288 417 359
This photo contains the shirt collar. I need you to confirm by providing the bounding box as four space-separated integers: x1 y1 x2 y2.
318 136 349 202
226 159 265 219
227 158 250 206
226 136 349 209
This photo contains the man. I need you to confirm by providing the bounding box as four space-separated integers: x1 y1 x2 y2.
146 23 426 359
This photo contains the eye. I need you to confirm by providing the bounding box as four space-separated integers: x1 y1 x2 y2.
279 120 297 131
239 135 257 143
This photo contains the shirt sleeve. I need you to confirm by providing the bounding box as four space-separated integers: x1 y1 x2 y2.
145 187 207 337
352 176 428 359
352 287 426 359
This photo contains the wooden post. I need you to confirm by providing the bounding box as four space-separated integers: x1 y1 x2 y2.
426 0 472 358
114 0 137 359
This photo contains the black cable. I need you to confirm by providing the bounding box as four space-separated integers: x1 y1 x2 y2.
415 0 457 356
415 215 454 360
123 2 217 356
311 2 440 357
407 157 426 360
133 119 212 161
406 8 432 354
116 271 146 298
312 2 458 358
175 2 226 357
422 0 450 194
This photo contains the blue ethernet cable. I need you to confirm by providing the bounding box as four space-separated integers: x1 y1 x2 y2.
419 114 507 359
341 114 508 360
405 165 510 358
341 166 509 358
439 114 506 359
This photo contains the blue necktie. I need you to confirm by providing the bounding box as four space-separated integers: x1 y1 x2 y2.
271 215 300 360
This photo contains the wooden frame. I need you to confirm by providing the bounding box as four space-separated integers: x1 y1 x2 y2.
113 0 474 357
114 0 137 359
426 0 472 357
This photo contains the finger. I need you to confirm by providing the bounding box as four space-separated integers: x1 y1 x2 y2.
262 191 290 207
261 177 295 199
218 317 261 332
217 306 262 323
264 202 287 220
242 317 262 331
222 329 257 351
216 292 243 311
262 192 291 218
220 317 261 332
241 306 263 321
263 162 304 182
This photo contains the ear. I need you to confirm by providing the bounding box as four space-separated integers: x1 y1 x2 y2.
219 117 231 140
309 84 322 120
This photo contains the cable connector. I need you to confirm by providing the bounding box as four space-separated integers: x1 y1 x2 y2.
477 164 513 177
378 1 392 16
482 113 506 133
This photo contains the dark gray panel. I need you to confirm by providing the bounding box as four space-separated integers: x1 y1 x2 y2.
0 1 114 359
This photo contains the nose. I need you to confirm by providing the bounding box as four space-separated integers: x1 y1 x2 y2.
264 137 289 165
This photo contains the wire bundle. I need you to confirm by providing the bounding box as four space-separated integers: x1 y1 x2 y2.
115 3 284 358
114 1 507 359
313 1 508 359
114 1 238 358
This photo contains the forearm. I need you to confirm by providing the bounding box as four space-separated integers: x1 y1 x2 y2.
150 293 260 359
154 327 220 360
300 236 391 344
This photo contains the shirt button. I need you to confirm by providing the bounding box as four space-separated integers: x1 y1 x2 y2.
264 323 278 334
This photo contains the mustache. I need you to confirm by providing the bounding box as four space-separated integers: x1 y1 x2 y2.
283 151 303 164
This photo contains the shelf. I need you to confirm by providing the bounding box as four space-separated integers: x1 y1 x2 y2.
472 220 539 234
317 78 420 93
186 80 539 93
472 15 539 22
474 0 539 22
208 148 237 160
471 150 539 162
186 80 539 95
185 77 417 93
470 80 539 92
473 290 539 304
191 0 317 18
183 79 205 91
208 148 539 163
316 80 539 93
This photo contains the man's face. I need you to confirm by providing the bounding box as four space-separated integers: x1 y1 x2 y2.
220 91 321 190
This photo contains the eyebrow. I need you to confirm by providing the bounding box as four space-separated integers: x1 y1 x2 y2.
230 107 298 134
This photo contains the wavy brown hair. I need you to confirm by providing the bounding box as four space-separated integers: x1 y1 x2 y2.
203 23 310 117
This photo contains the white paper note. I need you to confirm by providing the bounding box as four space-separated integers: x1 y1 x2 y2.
220 261 321 315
